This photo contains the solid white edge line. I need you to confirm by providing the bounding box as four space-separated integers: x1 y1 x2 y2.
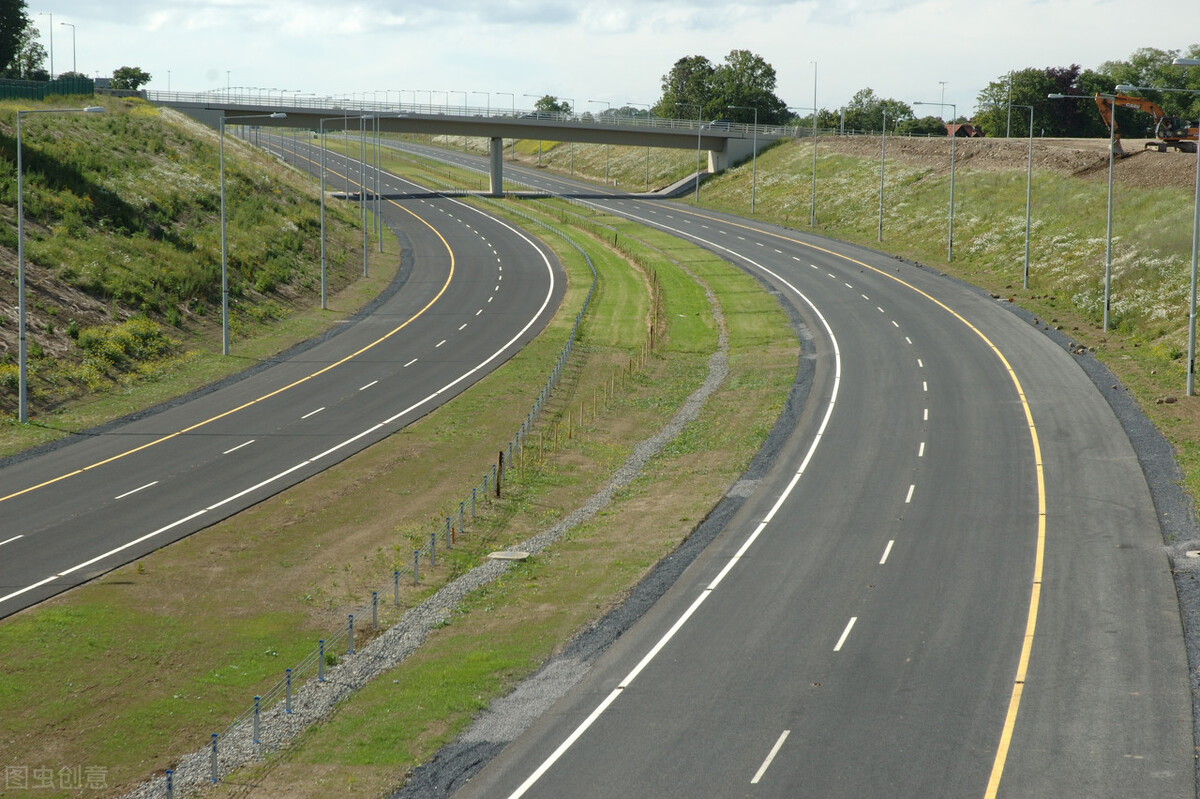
223 439 255 455
834 617 858 651
751 730 791 784
115 481 159 500
880 540 895 565
506 207 843 796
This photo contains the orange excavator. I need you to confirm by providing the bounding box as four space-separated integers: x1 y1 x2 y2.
1095 93 1198 153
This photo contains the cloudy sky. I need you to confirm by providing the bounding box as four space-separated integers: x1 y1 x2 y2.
31 0 1200 116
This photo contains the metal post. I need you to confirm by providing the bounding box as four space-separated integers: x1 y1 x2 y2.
348 614 355 654
430 532 437 566
1103 102 1114 331
320 123 327 310
253 696 260 743
471 487 477 518
372 591 378 627
393 570 400 604
811 60 818 226
318 640 325 682
413 549 419 584
16 111 26 423
879 110 886 242
210 734 218 783
1189 108 1200 395
166 770 173 799
360 115 369 277
285 668 292 713
445 517 452 549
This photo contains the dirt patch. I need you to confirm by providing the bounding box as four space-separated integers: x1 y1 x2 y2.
816 134 1198 190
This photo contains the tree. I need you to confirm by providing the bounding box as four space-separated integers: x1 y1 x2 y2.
897 116 948 136
532 94 570 116
654 55 714 119
0 0 27 78
0 20 45 80
840 88 914 134
654 50 789 124
111 66 152 91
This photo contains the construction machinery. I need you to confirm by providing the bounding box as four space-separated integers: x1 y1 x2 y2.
1095 93 1198 153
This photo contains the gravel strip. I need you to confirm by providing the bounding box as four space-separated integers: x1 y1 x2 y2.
120 252 733 799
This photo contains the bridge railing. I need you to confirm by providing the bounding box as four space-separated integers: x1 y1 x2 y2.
147 90 803 139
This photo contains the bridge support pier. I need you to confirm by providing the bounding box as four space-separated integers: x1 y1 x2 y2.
489 137 503 196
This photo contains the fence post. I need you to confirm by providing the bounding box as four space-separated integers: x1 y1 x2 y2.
210 734 218 783
393 570 400 605
166 769 173 799
253 697 261 743
318 640 325 682
496 452 503 498
445 517 452 549
459 501 465 535
471 487 477 519
413 549 419 584
285 668 293 714
430 532 437 566
348 614 355 655
372 592 378 628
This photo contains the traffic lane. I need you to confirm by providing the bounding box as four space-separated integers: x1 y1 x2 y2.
516 277 1032 798
962 311 1194 794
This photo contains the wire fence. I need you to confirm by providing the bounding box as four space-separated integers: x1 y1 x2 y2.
151 186 618 797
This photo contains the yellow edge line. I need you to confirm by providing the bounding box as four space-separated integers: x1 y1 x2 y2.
2 163 456 505
661 208 1046 797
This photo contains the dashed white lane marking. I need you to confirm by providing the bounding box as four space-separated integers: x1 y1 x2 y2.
923 381 928 392
905 336 913 344
880 540 895 565
918 359 924 368
459 324 468 331
892 320 900 328
906 484 915 503
0 535 23 547
862 294 870 301
436 340 447 348
404 358 418 367
115 481 159 500
301 407 325 419
919 441 925 457
359 380 378 391
223 440 255 455
751 730 791 784
834 617 858 652
924 408 929 421
476 309 483 316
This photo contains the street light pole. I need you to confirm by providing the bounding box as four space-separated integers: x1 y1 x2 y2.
38 12 53 78
59 23 75 75
728 104 758 213
221 112 286 355
1013 103 1034 288
811 60 818 226
914 100 957 261
1126 69 1200 394
16 105 104 423
589 100 611 183
879 109 886 242
1050 92 1116 331
627 101 652 192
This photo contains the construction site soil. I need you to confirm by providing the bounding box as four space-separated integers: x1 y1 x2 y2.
818 134 1197 190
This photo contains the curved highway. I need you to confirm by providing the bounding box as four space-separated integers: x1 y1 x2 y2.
0 140 566 619
384 143 1193 796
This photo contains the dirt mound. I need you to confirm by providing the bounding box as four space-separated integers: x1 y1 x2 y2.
815 134 1197 190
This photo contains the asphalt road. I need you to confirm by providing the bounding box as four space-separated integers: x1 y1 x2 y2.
382 145 1193 797
0 137 565 620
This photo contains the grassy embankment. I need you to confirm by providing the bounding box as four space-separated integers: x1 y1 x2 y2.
512 132 1200 505
0 139 798 797
0 97 394 455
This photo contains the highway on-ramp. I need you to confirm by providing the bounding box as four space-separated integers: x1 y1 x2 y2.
377 144 1193 796
0 146 566 620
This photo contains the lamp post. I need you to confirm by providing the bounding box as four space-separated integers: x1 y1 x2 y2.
789 104 819 226
627 101 652 191
1127 68 1200 394
37 12 52 78
523 94 544 165
1049 92 1116 331
221 112 286 355
879 109 887 242
59 23 75 75
677 102 704 201
589 100 611 183
728 104 759 212
811 60 818 225
16 105 104 423
913 100 957 261
1014 103 1034 288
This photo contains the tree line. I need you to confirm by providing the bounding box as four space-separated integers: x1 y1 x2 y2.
0 0 150 88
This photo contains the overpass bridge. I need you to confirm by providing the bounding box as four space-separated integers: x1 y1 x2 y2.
147 91 792 195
